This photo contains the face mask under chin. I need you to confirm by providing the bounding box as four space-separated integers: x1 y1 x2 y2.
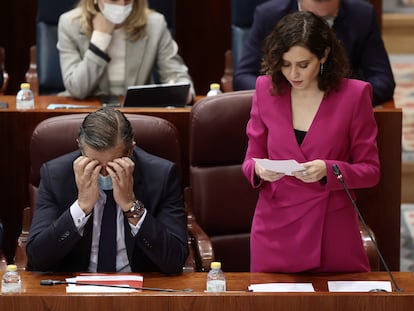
98 174 113 190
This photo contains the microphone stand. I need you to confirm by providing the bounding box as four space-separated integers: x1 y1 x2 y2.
332 164 403 292
40 279 192 292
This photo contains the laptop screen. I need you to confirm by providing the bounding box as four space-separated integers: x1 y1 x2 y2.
123 82 190 107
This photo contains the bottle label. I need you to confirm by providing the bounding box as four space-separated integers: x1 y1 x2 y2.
1 281 22 293
206 279 226 292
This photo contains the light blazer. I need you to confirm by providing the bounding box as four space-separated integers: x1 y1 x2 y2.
26 146 188 274
57 8 193 99
233 0 395 105
242 75 380 272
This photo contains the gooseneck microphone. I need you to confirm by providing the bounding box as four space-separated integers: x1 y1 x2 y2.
332 164 403 292
40 279 192 292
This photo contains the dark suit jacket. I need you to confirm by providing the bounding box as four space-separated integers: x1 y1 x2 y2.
26 147 188 274
233 0 395 106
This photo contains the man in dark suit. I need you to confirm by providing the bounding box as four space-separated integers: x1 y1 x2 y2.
26 109 188 274
233 0 395 106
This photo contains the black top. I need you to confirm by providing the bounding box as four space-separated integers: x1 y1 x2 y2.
294 129 307 146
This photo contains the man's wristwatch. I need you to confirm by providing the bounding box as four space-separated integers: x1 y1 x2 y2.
124 200 145 219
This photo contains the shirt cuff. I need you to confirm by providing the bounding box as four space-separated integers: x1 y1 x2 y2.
70 201 91 235
128 208 147 236
91 30 112 52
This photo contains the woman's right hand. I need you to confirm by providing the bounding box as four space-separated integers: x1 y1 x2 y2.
254 161 285 182
93 12 115 34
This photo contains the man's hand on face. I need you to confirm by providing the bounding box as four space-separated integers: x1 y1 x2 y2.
106 157 136 212
73 156 101 214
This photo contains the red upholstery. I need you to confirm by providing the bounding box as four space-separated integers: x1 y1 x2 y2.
187 91 258 271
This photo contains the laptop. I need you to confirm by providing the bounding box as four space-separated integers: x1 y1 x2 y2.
123 82 190 107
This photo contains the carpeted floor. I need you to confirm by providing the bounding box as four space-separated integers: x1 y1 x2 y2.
391 54 414 272
400 204 414 271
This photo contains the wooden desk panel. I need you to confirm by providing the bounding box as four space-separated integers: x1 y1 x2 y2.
0 272 413 311
0 95 191 263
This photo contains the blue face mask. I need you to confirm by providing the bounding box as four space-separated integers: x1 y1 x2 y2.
98 174 113 190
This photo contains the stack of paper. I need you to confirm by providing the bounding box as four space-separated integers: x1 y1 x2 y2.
248 283 315 292
327 281 392 292
66 274 143 293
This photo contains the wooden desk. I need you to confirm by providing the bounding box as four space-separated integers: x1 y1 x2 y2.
0 272 413 311
0 95 191 263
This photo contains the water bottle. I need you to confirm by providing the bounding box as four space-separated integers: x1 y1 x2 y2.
206 83 222 96
206 261 226 292
1 264 22 293
16 83 35 110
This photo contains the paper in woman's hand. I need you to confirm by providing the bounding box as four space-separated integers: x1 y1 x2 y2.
253 158 305 176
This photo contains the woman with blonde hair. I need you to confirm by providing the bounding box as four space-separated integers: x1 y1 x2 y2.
58 0 194 101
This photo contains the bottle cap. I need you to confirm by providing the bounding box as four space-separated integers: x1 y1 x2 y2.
209 83 220 90
210 261 221 269
6 264 17 271
20 83 31 89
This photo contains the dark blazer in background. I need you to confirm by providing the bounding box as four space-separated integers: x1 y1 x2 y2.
233 0 395 106
26 146 188 274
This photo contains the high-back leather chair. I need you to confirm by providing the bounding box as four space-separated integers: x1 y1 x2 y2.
26 0 177 95
33 0 79 95
15 112 207 271
187 90 380 272
187 91 258 272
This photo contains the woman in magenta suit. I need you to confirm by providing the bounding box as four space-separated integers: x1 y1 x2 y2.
242 11 380 273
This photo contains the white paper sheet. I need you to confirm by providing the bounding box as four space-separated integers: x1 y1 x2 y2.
248 283 315 292
328 281 392 292
253 158 305 176
65 275 143 293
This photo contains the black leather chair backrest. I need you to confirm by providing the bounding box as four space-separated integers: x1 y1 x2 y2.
188 90 258 271
36 0 78 94
231 0 270 71
35 0 176 94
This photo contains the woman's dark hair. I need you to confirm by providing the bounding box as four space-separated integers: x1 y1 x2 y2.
261 11 350 95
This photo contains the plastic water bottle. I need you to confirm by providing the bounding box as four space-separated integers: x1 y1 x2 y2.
16 83 35 110
1 264 21 293
206 83 222 96
206 261 226 292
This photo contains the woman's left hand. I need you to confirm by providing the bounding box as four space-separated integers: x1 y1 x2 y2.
293 160 327 183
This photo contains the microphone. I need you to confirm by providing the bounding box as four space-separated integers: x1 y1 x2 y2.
40 279 192 292
332 164 403 292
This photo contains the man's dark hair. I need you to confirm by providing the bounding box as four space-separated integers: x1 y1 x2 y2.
78 108 134 154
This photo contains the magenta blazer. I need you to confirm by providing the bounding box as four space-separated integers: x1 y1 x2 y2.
242 75 380 273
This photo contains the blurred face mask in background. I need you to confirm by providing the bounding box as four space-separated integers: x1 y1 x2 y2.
102 3 133 24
